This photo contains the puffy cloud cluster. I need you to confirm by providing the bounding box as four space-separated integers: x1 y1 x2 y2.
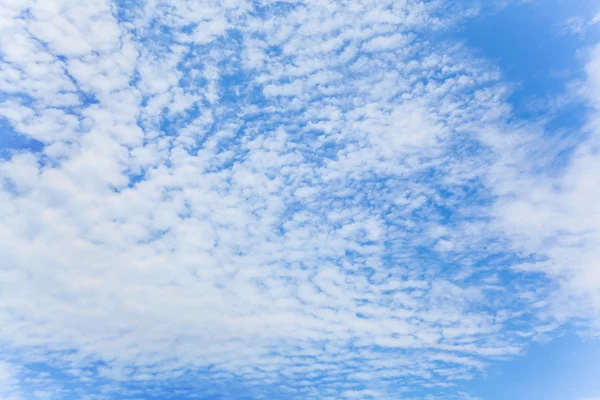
0 0 598 399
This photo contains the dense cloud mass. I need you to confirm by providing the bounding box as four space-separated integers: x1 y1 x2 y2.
0 0 599 399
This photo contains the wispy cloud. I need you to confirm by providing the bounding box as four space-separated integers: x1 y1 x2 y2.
484 43 600 332
562 8 600 36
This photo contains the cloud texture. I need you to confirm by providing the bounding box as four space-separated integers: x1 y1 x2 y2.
0 0 599 399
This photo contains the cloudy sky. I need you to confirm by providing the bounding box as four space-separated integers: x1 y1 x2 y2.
0 0 599 399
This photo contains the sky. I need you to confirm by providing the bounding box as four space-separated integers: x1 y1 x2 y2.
0 0 600 399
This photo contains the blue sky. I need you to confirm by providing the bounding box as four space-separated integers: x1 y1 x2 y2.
1 0 600 399
466 333 600 400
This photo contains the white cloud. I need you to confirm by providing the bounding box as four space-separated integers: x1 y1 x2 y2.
562 9 600 36
481 43 600 331
0 0 598 399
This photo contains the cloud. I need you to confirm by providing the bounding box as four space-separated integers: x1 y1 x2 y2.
0 0 598 399
562 16 588 36
561 8 600 36
483 43 600 331
0 361 23 400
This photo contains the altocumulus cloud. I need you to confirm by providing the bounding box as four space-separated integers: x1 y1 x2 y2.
0 0 599 399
